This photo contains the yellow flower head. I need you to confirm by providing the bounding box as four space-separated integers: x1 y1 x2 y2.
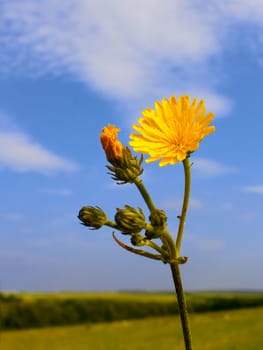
129 95 216 167
100 124 123 162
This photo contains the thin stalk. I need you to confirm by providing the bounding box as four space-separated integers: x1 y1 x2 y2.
161 230 177 260
146 239 169 258
105 220 119 229
134 178 175 260
175 157 191 253
170 262 193 350
134 178 156 212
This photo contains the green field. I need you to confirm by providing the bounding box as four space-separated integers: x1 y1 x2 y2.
1 306 262 350
1 291 263 331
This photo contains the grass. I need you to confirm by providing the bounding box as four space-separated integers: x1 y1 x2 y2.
1 306 262 350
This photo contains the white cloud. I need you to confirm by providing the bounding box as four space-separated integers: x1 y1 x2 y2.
37 188 73 196
186 88 233 117
240 211 257 221
0 131 78 174
191 157 236 176
0 111 19 130
2 1 263 118
219 0 263 23
243 185 263 194
221 202 233 211
163 198 203 210
189 198 204 209
186 233 225 251
197 239 225 251
0 0 247 117
0 213 24 222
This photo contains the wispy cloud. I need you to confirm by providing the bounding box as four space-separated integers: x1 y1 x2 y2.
240 211 257 221
2 1 263 120
186 233 225 251
37 188 73 196
3 0 258 116
0 131 78 174
0 212 24 222
189 198 204 210
191 157 236 176
243 185 263 194
219 0 263 23
162 198 203 210
221 202 234 211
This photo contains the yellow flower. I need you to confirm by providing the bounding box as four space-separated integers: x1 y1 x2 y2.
100 124 123 162
129 95 216 167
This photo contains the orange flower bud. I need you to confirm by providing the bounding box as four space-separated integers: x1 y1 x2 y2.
100 124 123 163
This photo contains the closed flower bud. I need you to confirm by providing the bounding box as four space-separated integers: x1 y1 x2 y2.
100 125 143 184
100 124 123 163
78 206 107 230
115 205 146 234
130 234 145 246
149 209 167 228
107 147 144 184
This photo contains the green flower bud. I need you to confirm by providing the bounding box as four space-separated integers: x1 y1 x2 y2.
149 209 167 228
107 147 144 184
130 234 145 246
78 206 107 230
115 205 146 234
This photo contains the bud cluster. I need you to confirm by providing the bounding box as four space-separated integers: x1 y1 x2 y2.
78 203 169 250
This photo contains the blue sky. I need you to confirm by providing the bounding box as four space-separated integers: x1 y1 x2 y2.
0 0 263 292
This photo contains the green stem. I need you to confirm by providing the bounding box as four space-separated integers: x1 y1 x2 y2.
134 178 178 261
134 178 156 212
161 230 177 259
105 220 119 229
170 262 193 350
175 157 191 253
146 239 169 258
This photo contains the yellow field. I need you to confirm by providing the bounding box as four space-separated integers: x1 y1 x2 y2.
1 306 262 350
14 291 178 302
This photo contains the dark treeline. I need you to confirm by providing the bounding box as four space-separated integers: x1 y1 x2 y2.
0 292 263 330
